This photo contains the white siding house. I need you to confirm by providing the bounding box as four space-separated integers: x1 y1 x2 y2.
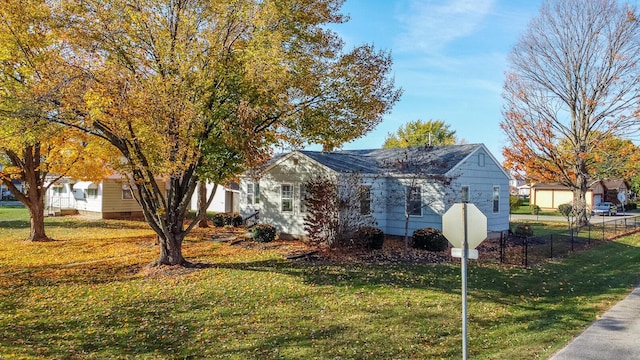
240 144 510 239
45 175 161 219
189 182 240 213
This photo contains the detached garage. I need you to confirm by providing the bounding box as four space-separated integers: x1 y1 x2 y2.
530 181 608 211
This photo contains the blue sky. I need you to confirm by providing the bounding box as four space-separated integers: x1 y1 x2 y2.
317 0 547 163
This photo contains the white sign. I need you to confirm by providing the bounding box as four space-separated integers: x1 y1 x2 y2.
442 203 487 249
618 192 626 203
451 248 478 259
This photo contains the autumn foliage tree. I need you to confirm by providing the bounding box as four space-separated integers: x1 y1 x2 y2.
51 0 400 266
501 0 640 224
0 0 110 241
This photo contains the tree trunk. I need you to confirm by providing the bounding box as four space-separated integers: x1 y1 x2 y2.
26 195 49 242
156 231 188 266
197 181 209 228
575 171 590 226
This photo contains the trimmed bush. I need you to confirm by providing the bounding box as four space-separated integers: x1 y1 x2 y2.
212 213 226 227
230 213 243 227
213 213 244 227
558 203 573 217
529 205 541 215
356 226 384 249
411 228 449 252
515 224 533 237
252 224 276 243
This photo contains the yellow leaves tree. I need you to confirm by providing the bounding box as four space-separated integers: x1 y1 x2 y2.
383 119 458 148
501 0 640 225
0 0 111 241
55 0 401 266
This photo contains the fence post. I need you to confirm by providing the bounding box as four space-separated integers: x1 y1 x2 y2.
571 233 574 252
501 231 506 264
524 236 528 268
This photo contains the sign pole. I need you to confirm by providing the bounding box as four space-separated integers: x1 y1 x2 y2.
442 202 487 360
462 203 468 360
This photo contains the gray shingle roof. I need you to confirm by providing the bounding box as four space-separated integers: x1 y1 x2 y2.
299 144 482 175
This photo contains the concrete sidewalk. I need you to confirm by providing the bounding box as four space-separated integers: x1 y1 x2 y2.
548 285 640 360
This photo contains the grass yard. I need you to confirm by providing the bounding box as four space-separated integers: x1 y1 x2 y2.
1 207 640 359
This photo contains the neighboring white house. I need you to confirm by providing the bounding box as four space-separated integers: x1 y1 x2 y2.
45 175 156 218
240 144 510 239
189 182 240 214
517 184 531 197
45 175 239 219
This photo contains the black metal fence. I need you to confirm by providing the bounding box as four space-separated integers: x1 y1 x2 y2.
478 215 640 267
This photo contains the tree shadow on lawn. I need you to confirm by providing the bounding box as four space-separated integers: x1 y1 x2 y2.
212 239 640 317
0 283 352 360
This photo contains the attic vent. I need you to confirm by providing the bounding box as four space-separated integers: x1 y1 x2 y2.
478 153 485 167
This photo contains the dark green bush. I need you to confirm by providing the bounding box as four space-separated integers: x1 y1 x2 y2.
515 224 533 237
411 228 448 251
252 224 276 243
230 213 243 227
356 226 384 249
213 213 244 227
212 213 226 227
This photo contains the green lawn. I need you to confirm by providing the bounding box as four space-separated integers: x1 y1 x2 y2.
1 207 640 359
0 205 29 222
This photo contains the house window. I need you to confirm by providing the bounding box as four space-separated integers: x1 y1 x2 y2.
360 185 371 215
53 186 64 195
281 184 293 212
300 184 306 212
478 153 485 167
461 186 469 203
247 182 260 205
122 186 133 200
406 186 422 216
86 188 98 199
493 186 500 213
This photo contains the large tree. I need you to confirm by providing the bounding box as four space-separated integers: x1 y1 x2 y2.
0 0 109 241
383 119 457 148
501 0 640 224
54 0 400 266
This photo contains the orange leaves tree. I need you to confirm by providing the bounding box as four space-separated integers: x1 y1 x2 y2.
56 0 400 266
501 0 640 225
0 0 110 241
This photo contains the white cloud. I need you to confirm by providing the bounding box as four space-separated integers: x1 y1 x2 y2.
395 0 496 54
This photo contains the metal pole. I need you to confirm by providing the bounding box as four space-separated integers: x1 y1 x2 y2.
462 203 468 360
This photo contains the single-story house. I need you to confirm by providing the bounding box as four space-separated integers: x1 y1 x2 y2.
45 175 158 218
530 179 629 211
46 175 239 219
240 144 510 239
517 184 531 197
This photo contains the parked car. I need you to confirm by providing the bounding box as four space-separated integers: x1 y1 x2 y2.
592 202 617 216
